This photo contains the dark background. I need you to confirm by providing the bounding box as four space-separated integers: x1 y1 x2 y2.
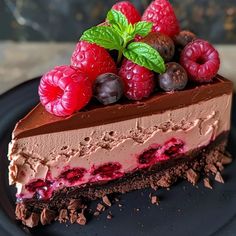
1 0 236 43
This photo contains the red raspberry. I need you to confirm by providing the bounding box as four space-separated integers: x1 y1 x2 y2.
119 60 155 100
142 0 180 37
39 65 92 117
180 39 220 83
71 41 117 82
112 1 141 24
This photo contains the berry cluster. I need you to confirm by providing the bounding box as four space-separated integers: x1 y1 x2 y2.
38 0 220 117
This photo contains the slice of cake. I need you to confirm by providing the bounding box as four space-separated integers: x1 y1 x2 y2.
8 0 233 227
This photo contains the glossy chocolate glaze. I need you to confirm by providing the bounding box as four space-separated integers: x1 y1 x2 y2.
13 75 233 139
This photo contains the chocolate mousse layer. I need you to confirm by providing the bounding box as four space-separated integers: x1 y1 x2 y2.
16 133 231 227
13 75 233 139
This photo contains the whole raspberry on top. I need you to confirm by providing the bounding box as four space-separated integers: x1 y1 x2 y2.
71 41 117 82
112 1 141 24
119 60 155 100
39 65 92 117
142 0 180 37
180 39 220 83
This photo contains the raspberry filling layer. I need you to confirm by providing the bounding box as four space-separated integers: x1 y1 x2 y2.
21 138 185 200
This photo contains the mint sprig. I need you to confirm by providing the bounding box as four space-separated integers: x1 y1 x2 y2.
124 42 165 74
80 10 166 74
81 26 123 50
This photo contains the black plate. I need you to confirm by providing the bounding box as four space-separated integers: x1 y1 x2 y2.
0 78 236 236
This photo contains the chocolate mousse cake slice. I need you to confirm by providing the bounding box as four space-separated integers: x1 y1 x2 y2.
8 0 234 228
9 75 233 226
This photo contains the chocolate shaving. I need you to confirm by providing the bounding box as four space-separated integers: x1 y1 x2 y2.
15 203 28 220
58 209 68 223
216 162 224 172
40 208 55 225
96 203 105 212
221 156 232 165
203 178 213 189
205 164 218 174
102 195 112 207
77 212 86 225
215 171 224 183
24 213 39 228
69 211 78 224
186 169 199 185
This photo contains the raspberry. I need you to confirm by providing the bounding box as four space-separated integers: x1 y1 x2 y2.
180 39 220 83
39 65 92 117
138 147 160 166
142 0 180 37
91 163 122 179
112 1 141 24
71 41 117 82
59 168 86 184
119 60 155 100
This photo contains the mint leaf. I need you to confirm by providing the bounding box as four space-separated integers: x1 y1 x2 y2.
123 42 166 74
81 26 123 50
106 10 128 33
133 21 153 37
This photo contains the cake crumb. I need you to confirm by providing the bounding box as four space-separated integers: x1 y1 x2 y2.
118 203 123 208
77 212 86 225
115 198 120 202
69 211 78 224
151 195 160 205
203 178 213 189
24 213 39 228
215 171 224 183
94 211 100 216
206 164 218 174
68 199 82 211
102 195 112 207
216 162 224 172
97 203 105 212
186 169 199 185
107 212 113 220
58 209 68 223
40 208 55 225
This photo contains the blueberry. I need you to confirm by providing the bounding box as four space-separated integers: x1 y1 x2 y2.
159 62 188 92
93 73 124 105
